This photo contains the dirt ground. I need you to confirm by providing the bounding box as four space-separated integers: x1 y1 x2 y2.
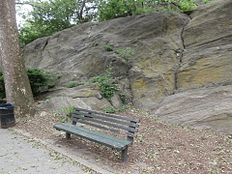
15 108 232 174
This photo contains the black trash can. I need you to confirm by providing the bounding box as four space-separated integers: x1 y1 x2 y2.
0 103 15 128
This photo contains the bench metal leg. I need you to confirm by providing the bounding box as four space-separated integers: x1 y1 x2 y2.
121 146 128 161
127 136 134 144
66 132 71 139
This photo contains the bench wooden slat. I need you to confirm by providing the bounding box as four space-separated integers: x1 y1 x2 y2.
73 112 138 128
54 123 131 150
73 118 137 138
73 117 120 133
75 107 139 123
54 107 140 161
73 114 137 132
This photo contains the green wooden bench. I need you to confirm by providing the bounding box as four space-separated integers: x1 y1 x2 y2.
53 107 139 161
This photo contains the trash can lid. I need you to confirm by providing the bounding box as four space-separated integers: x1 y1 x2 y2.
0 103 14 110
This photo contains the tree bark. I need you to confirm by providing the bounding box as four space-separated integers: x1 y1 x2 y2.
78 0 86 22
0 0 34 117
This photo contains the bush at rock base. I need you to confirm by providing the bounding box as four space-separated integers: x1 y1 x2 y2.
0 69 57 99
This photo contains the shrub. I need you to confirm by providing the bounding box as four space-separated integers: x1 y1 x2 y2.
27 69 56 96
178 0 197 12
98 0 200 21
91 71 118 100
0 69 57 99
98 0 143 21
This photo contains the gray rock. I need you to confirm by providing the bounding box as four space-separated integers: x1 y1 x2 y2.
153 85 232 134
110 94 122 108
178 0 232 91
23 12 190 110
23 0 232 134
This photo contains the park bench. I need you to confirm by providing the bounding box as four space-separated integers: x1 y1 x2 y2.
53 107 139 161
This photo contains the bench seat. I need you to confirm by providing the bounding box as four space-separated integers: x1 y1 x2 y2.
54 107 139 161
54 123 131 150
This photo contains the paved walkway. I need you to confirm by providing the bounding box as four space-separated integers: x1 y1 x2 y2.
0 129 86 174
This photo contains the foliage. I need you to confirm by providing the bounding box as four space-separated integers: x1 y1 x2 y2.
104 44 114 51
18 0 97 45
98 0 202 21
55 106 75 123
65 81 81 88
103 105 128 113
91 70 118 100
18 0 76 45
27 69 56 96
17 0 212 45
178 0 197 12
98 0 144 21
103 106 116 113
115 47 135 61
63 106 76 117
0 69 56 99
103 43 135 61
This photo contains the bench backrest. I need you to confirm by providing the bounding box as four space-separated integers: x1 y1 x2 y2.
72 107 139 142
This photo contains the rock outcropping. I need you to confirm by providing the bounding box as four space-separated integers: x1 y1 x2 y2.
23 0 232 134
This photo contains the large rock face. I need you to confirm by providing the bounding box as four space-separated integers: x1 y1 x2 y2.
24 12 190 111
23 0 232 134
178 0 232 90
154 85 232 134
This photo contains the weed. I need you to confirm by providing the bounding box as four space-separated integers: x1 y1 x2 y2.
91 70 118 100
55 106 75 123
103 105 128 114
104 44 114 51
65 81 81 88
115 47 135 61
104 106 116 113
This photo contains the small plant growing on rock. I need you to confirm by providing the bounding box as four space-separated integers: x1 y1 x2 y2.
104 44 114 51
91 70 118 100
65 81 81 88
104 106 116 113
56 106 76 123
103 105 128 114
62 106 76 117
115 47 135 61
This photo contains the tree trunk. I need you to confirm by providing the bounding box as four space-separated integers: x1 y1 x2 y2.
0 0 34 117
79 0 86 22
